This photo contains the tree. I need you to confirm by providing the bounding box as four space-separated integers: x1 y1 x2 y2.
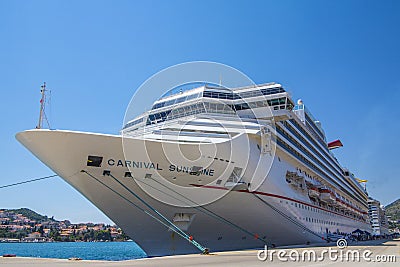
39 225 44 235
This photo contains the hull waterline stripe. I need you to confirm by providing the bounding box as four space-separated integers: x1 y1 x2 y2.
250 193 325 240
189 184 368 223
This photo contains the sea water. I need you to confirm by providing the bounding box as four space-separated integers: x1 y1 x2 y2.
0 241 147 261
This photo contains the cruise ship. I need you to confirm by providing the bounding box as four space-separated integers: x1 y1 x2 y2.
16 82 372 256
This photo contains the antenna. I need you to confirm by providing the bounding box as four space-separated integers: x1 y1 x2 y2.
36 82 51 129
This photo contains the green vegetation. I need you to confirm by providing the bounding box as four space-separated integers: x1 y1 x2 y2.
7 208 55 222
385 199 400 231
0 208 129 242
0 228 28 239
385 199 400 221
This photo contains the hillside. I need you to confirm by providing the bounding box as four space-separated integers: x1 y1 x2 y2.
385 199 400 221
3 208 57 222
0 208 127 242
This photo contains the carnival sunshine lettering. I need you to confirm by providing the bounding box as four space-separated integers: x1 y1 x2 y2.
107 159 163 170
106 159 215 177
169 164 214 177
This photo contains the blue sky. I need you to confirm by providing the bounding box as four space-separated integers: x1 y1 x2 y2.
1 0 399 224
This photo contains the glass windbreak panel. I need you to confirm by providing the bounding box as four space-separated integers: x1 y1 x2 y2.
230 97 287 111
151 93 201 110
175 96 187 104
223 104 234 113
160 82 219 98
239 90 262 98
216 103 225 112
237 87 285 99
164 99 176 106
211 92 220 98
203 91 211 98
209 103 218 112
203 90 238 100
260 87 285 95
234 103 250 111
186 93 200 101
146 102 208 125
147 99 239 126
146 110 172 125
256 100 267 108
123 117 144 129
202 102 234 114
249 102 258 108
195 103 205 111
151 102 165 110
268 97 286 106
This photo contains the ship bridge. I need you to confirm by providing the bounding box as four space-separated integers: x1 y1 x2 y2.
122 83 295 133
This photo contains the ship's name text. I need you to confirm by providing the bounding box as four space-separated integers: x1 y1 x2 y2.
107 159 163 170
106 159 214 176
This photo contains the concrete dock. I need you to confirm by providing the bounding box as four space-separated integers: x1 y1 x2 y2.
1 239 399 267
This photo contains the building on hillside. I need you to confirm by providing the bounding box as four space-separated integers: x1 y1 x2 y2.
368 197 389 236
22 232 47 242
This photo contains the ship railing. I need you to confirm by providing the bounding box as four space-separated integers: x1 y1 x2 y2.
122 116 197 137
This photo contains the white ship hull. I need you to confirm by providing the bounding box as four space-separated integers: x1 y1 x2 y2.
16 129 371 256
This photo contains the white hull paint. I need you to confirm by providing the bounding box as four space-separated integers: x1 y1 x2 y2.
16 129 371 256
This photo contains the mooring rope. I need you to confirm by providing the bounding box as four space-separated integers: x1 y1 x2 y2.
81 170 208 254
0 174 58 189
141 177 270 246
